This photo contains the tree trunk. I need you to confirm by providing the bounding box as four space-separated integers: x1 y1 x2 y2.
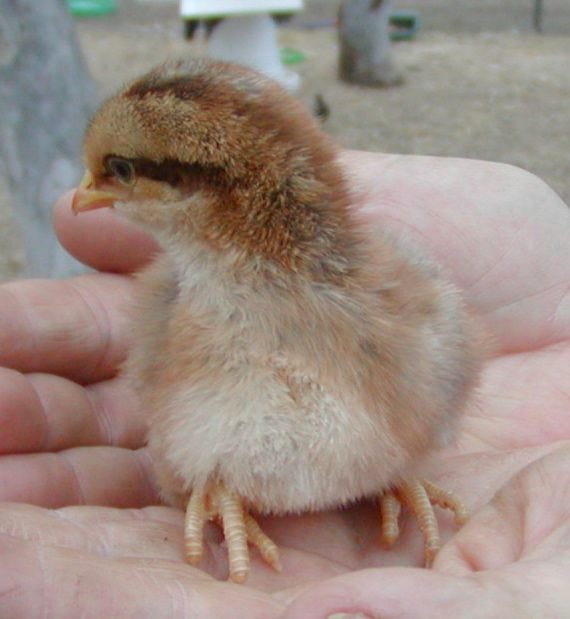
0 0 96 278
338 0 402 87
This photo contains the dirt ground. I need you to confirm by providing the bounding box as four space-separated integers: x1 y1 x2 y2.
5 0 570 278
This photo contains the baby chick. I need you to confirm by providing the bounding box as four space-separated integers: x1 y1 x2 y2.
72 58 481 583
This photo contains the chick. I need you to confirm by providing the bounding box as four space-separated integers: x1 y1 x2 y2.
72 58 481 583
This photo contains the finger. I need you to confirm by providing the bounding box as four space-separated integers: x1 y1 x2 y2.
0 273 132 383
0 534 283 619
0 504 185 561
53 191 160 274
0 369 146 454
0 446 158 509
0 504 231 583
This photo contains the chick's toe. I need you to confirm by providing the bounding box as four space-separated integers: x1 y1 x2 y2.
184 482 280 583
380 478 469 567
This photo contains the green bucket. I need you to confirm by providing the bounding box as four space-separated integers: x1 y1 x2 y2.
280 47 306 66
67 0 118 17
389 11 420 41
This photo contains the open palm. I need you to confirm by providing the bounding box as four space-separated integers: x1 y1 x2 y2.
0 152 568 618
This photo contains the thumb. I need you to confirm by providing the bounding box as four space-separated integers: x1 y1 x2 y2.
53 191 159 274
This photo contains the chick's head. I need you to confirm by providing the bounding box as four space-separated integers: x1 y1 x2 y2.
73 59 347 263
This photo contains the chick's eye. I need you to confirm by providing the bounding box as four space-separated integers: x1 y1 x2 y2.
106 157 135 185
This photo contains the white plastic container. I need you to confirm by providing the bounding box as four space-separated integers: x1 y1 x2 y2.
180 0 303 90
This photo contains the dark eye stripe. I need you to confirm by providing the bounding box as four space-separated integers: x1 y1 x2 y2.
104 155 222 190
132 158 187 185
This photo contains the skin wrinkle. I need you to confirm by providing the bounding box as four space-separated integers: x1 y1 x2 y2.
420 207 474 253
52 508 111 557
501 338 569 362
35 542 50 619
310 548 354 572
465 364 567 451
443 533 482 575
460 224 525 293
550 385 570 425
493 278 570 311
521 458 564 552
69 569 90 619
84 383 114 447
1 507 39 542
549 283 570 335
123 562 179 614
481 310 570 360
472 225 569 333
17 373 50 453
483 570 534 619
133 448 162 505
68 280 116 382
494 491 527 568
126 505 184 527
460 408 516 452
1 287 40 365
477 340 570 373
58 451 87 507
164 576 191 619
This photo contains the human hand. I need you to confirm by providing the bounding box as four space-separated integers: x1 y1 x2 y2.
0 152 568 617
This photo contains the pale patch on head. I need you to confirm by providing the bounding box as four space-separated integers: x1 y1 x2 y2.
225 73 267 100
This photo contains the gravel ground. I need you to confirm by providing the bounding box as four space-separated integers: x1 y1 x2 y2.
3 0 570 277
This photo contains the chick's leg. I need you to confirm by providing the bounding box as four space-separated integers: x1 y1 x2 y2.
380 478 468 567
184 482 280 583
184 489 208 565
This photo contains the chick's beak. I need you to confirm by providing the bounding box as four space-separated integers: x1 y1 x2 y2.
72 171 118 214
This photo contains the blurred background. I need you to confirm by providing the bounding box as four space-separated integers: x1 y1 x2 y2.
1 0 568 279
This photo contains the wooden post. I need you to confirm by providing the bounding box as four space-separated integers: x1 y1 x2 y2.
338 0 402 87
0 0 96 277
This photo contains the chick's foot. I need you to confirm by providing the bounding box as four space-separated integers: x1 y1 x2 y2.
380 478 469 567
184 482 281 583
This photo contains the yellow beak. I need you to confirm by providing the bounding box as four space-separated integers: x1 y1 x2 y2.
72 171 118 214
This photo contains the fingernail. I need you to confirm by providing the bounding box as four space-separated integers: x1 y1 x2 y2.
326 613 372 619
